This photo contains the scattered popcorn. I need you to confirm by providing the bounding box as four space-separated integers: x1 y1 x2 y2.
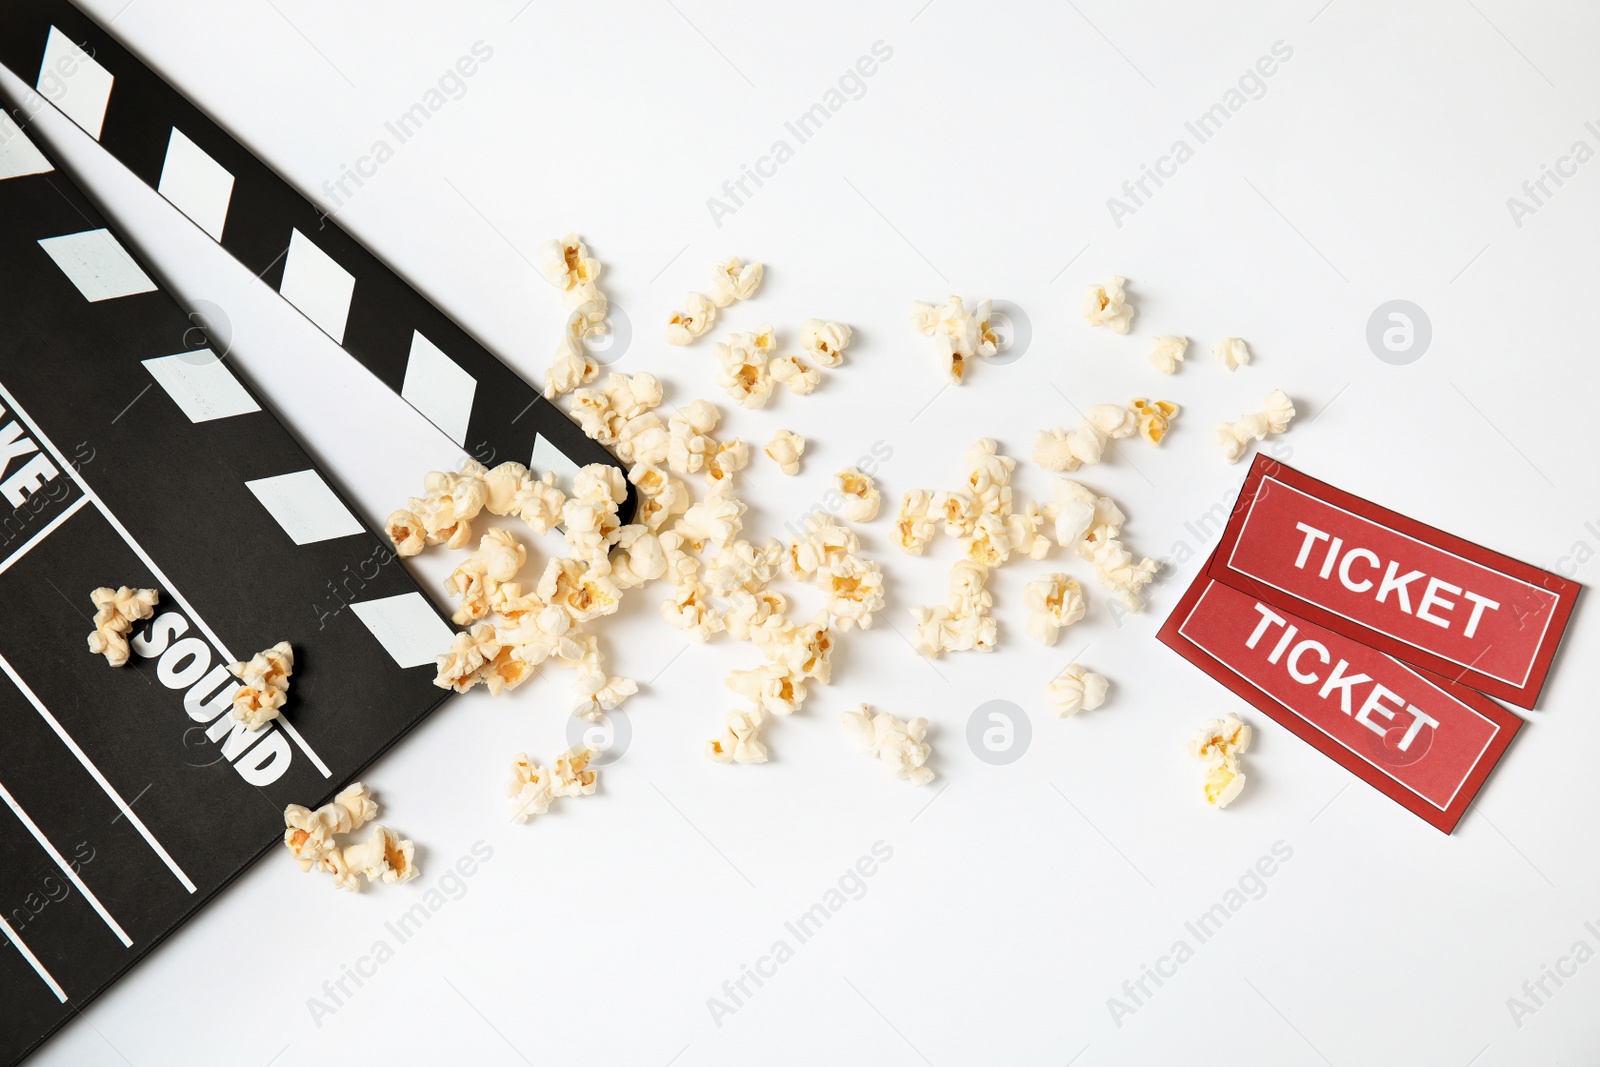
818 553 886 631
704 438 750 486
667 399 721 475
801 319 852 366
537 233 602 306
1215 337 1250 372
1150 334 1188 374
840 705 934 786
909 560 997 657
1217 389 1296 463
1083 276 1134 333
784 514 860 578
893 490 937 554
836 468 880 522
507 747 599 821
389 463 489 553
631 464 690 530
708 257 764 307
342 824 418 886
228 640 294 730
445 528 528 625
715 330 776 408
1032 404 1136 472
725 661 806 715
910 295 999 384
435 623 500 692
1188 714 1251 808
1047 663 1109 717
677 483 746 550
545 332 598 400
707 707 769 763
86 586 159 667
1129 398 1180 446
770 354 821 394
665 292 718 345
1024 574 1086 645
765 429 805 475
283 782 409 892
1044 479 1158 612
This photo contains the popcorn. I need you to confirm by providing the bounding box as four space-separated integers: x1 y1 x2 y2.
1188 714 1251 808
283 782 403 891
893 490 938 554
725 662 806 715
706 707 769 764
836 468 880 522
800 318 852 366
536 233 602 305
784 515 859 578
513 471 567 534
706 538 783 596
550 746 600 797
704 438 749 486
715 331 775 408
537 557 621 623
1129 398 1180 446
676 484 746 550
756 610 836 683
1033 404 1136 472
507 754 554 821
840 705 934 786
665 292 718 345
1215 337 1251 371
1150 334 1188 374
227 640 294 730
1217 389 1296 463
609 525 668 588
1083 276 1134 333
342 825 419 886
1081 527 1160 613
667 399 720 475
708 257 764 307
1047 663 1109 717
446 528 528 625
434 623 500 692
765 429 805 475
482 462 531 516
661 580 725 640
546 334 599 400
572 671 637 723
1024 574 1086 645
628 464 686 531
770 354 821 394
86 586 160 667
384 510 425 557
724 590 788 642
818 554 885 631
909 560 997 657
911 295 999 383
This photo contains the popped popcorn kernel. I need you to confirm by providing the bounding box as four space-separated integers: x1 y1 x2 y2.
343 824 419 886
676 484 746 550
708 257 764 307
665 292 717 345
707 707 769 764
227 641 294 729
1033 404 1136 472
507 754 553 821
1083 276 1134 333
765 429 805 475
1129 398 1180 446
801 318 852 366
1024 574 1086 645
840 705 934 786
434 623 500 692
1189 714 1251 809
86 586 160 667
536 233 602 305
1217 389 1296 463
551 746 600 797
1150 334 1188 374
725 662 806 715
714 331 776 408
836 467 881 522
770 354 821 395
910 295 999 384
1047 663 1109 717
893 490 938 555
819 553 886 631
546 333 599 400
1215 337 1251 371
384 510 425 558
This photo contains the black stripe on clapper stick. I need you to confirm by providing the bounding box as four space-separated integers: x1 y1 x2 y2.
0 0 634 520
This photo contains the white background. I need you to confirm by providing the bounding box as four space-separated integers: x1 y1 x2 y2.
11 0 1600 1064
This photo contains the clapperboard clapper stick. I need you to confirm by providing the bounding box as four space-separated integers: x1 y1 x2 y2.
0 6 639 1063
0 0 632 521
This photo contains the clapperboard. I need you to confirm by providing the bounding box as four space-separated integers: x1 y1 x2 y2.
0 2 628 1061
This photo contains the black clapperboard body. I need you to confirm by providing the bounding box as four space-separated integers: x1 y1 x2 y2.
0 2 629 1061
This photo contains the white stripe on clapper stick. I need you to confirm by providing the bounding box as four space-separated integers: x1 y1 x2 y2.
0 778 133 946
0 912 67 1003
0 651 197 893
0 381 332 778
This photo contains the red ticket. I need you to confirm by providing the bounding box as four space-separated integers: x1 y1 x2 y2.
1207 455 1579 709
1159 565 1523 833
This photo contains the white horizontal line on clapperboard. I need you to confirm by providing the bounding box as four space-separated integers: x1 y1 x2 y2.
0 912 66 1004
0 380 333 780
0 779 132 947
